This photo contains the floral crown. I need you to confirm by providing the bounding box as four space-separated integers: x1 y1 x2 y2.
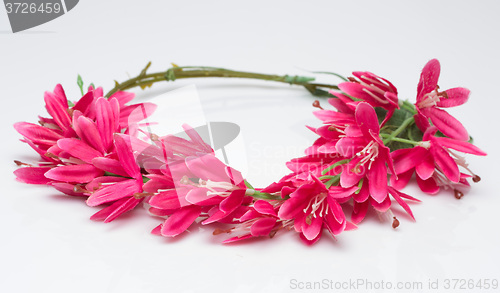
14 59 486 245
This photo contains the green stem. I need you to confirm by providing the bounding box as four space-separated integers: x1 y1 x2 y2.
325 176 340 188
105 65 340 98
322 159 349 175
384 136 419 146
382 116 415 145
247 190 284 201
400 100 417 114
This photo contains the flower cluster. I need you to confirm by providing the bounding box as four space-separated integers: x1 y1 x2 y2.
14 59 486 245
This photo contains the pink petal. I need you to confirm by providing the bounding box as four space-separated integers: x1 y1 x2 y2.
14 122 63 145
51 182 86 196
185 188 222 206
20 138 55 161
353 71 398 95
415 154 435 180
161 205 202 237
72 91 95 115
437 87 470 108
142 174 174 193
392 147 428 174
240 210 260 222
345 221 358 231
160 136 203 156
434 137 487 156
219 189 245 214
185 188 209 205
253 200 277 217
52 84 68 107
416 176 440 194
315 125 341 140
250 217 277 236
324 211 346 236
185 155 229 182
339 82 392 108
74 116 106 154
313 110 352 123
86 179 141 206
222 234 254 244
355 102 380 136
301 214 323 241
86 176 128 192
57 138 102 163
300 232 321 245
336 137 365 157
368 158 388 203
414 112 431 133
96 98 120 152
370 195 391 212
390 169 413 190
426 107 469 141
417 59 440 101
327 197 345 224
225 166 245 187
388 187 415 220
44 90 71 131
92 86 104 98
182 124 213 153
114 134 141 179
91 157 129 177
340 157 365 188
351 201 368 224
423 126 438 141
148 190 181 210
90 197 142 222
352 182 369 202
110 91 135 107
151 224 162 235
277 186 310 220
14 167 52 184
119 103 157 128
430 145 460 182
45 164 104 183
328 186 358 200
327 95 354 113
201 207 226 225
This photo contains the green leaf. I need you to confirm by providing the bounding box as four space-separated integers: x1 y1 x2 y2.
77 74 84 96
379 107 423 151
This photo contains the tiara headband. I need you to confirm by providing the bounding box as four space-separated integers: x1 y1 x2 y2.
14 59 486 245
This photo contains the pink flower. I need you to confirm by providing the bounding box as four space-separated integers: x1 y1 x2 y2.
277 175 354 244
391 126 486 195
306 96 356 155
414 59 470 141
349 179 419 224
221 200 280 243
14 84 157 187
149 154 250 237
285 153 346 180
86 134 144 222
336 102 396 203
338 71 399 125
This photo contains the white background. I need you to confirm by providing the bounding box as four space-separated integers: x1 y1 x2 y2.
1 1 499 292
